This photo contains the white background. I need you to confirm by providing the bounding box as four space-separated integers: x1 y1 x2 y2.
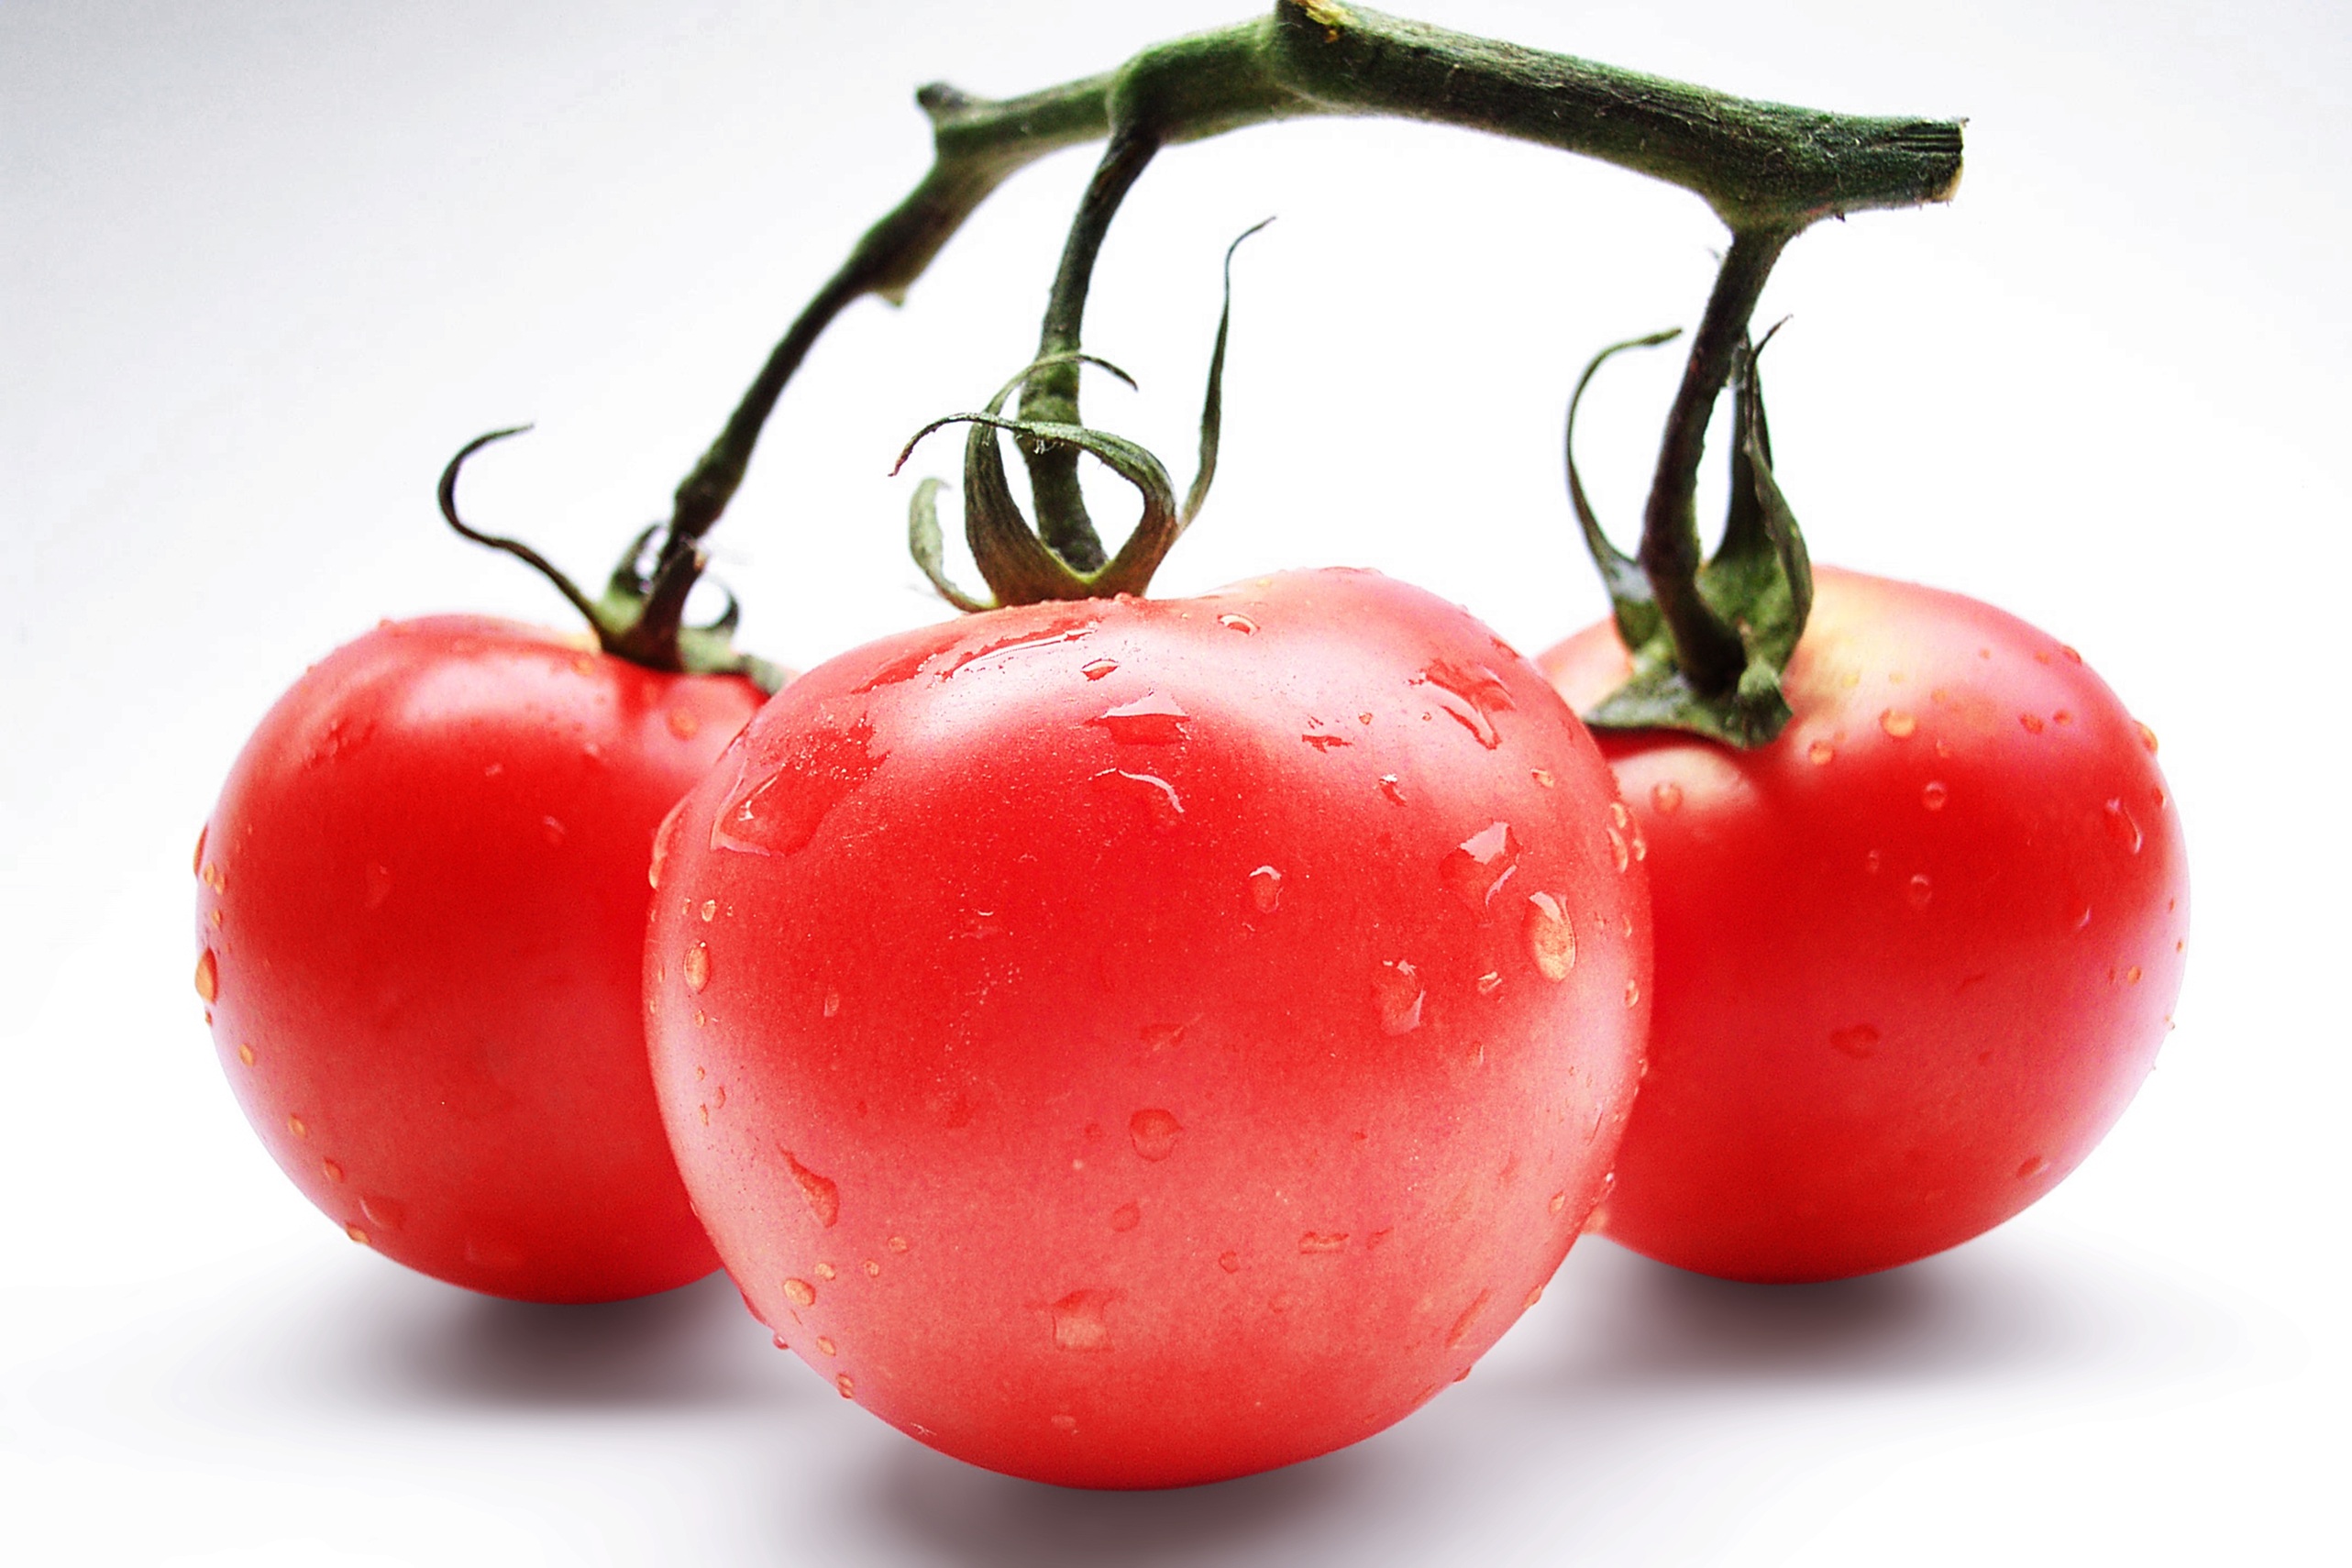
5 1 2345 1562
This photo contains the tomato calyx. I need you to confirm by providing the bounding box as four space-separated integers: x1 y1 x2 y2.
892 221 1266 611
437 427 788 692
1568 324 1814 748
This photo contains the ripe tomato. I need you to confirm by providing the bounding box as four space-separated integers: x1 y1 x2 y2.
1543 566 2186 1282
196 615 769 1302
645 569 1649 1487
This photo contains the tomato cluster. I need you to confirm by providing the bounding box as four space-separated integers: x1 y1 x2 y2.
188 16 2182 1493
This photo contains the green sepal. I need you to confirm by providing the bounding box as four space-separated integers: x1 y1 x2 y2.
438 426 788 694
1572 335 1813 747
894 222 1264 611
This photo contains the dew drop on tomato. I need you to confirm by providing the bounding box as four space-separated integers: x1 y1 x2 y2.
1441 822 1521 910
1524 892 1576 981
1129 1109 1183 1162
1052 1289 1115 1352
2104 799 2145 854
1248 865 1282 913
1090 691 1188 745
1372 961 1425 1034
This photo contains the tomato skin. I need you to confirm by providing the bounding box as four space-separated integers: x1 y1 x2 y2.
1542 567 2186 1283
197 615 768 1302
645 569 1649 1487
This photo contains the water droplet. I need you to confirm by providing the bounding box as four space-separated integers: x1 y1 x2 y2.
1606 827 1629 873
1080 657 1119 681
1373 960 1425 1034
783 1151 840 1228
2060 645 2083 664
816 1336 836 1356
1808 740 1836 766
1218 1251 1241 1273
683 944 711 992
193 949 218 1003
321 1159 343 1183
208 909 223 928
1624 979 1640 1009
1530 767 1554 789
2054 710 2074 725
1090 768 1184 832
1524 892 1576 981
823 988 841 1019
1651 781 1684 815
193 825 208 878
860 1258 880 1278
941 622 1097 679
1110 1202 1141 1231
237 1043 255 1066
1379 775 1406 805
1269 1292 1296 1313
1446 1288 1493 1349
888 1235 909 1253
286 1114 307 1140
668 708 701 740
540 816 567 847
2016 1155 2048 1178
1051 1413 1078 1432
1474 971 1503 997
700 899 718 922
1298 1231 1347 1254
1091 690 1188 745
1921 780 1949 811
1248 865 1283 913
2135 720 2159 754
1549 1191 1568 1216
1219 613 1258 634
1880 709 1917 739
1441 822 1521 910
360 1195 406 1231
1905 874 1933 909
649 797 685 889
1414 661 1514 749
345 1223 370 1245
1300 731 1353 750
1130 1109 1184 1162
1830 1024 1882 1059
815 1263 837 1281
1864 849 1883 875
2125 965 2143 985
2103 799 2144 854
1051 1288 1115 1352
712 718 885 856
784 1277 816 1307
772 1333 790 1351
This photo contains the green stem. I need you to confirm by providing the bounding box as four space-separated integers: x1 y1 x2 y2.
661 1 1960 559
1638 227 1794 695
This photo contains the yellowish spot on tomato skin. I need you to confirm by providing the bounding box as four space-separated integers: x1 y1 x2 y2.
816 1336 836 1357
1808 740 1836 766
237 1043 255 1067
836 1374 856 1399
887 1235 909 1254
194 949 219 1003
1880 709 1917 739
323 1160 345 1184
668 708 701 740
814 1262 837 1281
287 1115 308 1140
783 1278 816 1307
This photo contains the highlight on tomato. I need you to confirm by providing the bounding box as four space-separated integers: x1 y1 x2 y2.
1542 330 2186 1283
193 434 785 1302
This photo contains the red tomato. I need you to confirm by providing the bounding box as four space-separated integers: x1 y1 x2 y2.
1543 566 2186 1283
644 569 1649 1487
195 616 769 1302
